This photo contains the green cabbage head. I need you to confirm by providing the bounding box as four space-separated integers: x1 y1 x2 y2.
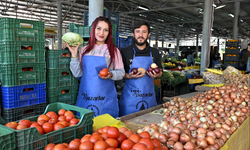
62 32 84 46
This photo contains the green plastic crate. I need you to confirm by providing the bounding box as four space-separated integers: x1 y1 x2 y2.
46 49 71 69
0 18 44 42
0 102 94 150
0 41 45 64
0 63 46 87
0 120 16 150
69 23 91 37
46 68 78 88
47 85 79 105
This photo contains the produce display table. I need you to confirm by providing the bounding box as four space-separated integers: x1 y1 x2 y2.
120 97 250 150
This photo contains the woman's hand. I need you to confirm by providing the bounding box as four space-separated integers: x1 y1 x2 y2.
99 72 113 79
64 42 82 57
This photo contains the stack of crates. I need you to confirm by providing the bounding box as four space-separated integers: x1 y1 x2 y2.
117 36 133 49
0 18 46 122
224 40 241 68
46 50 79 105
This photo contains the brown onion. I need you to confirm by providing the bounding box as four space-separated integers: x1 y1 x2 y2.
184 142 195 150
213 130 222 138
167 140 175 148
174 142 184 150
197 128 206 134
206 136 215 145
169 132 179 142
172 127 182 135
197 139 208 149
158 133 168 143
197 133 205 140
207 131 216 139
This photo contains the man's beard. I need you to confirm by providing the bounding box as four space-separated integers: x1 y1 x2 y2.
134 36 148 46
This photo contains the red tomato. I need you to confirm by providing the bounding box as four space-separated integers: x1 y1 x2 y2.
70 118 78 124
120 139 135 150
79 141 94 150
106 138 119 148
37 114 50 122
52 144 67 150
16 124 27 130
151 138 161 148
54 123 64 131
119 127 128 133
94 141 109 150
117 133 127 144
37 120 47 126
139 131 151 139
106 127 119 139
69 123 77 126
68 140 80 150
101 133 108 140
5 122 18 129
138 138 155 150
62 148 72 150
44 143 56 150
98 127 104 134
18 119 31 127
65 114 75 122
129 134 141 143
64 111 74 117
58 116 66 122
48 118 58 125
124 130 134 138
99 68 109 77
80 134 91 143
89 134 104 143
30 122 40 127
132 143 148 150
42 122 53 133
58 109 67 116
58 121 69 127
62 143 69 147
46 111 58 119
106 148 116 150
102 126 110 133
35 126 44 135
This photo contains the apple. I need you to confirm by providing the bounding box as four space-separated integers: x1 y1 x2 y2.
154 68 161 74
131 68 138 74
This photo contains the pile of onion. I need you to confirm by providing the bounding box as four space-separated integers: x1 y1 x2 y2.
137 84 249 150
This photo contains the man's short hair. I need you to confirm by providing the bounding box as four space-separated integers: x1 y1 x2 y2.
132 21 150 34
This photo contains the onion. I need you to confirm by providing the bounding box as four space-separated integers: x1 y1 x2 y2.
175 123 185 130
214 143 220 149
174 142 184 150
197 128 206 134
207 131 216 139
186 112 194 120
191 116 199 123
197 133 205 140
180 133 191 144
194 120 202 127
230 93 237 99
221 134 227 142
169 132 179 142
225 119 232 126
184 142 195 150
137 128 143 134
199 122 209 129
191 131 197 138
152 131 160 138
167 140 175 148
206 136 215 145
197 139 208 149
209 124 215 131
188 125 197 131
172 127 182 135
158 133 168 143
241 108 248 113
214 94 221 100
144 125 150 132
218 127 226 134
234 98 242 104
215 123 221 129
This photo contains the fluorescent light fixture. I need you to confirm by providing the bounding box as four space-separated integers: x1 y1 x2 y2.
241 19 243 22
213 4 217 7
139 14 147 17
228 14 234 17
158 19 164 22
215 5 226 9
211 28 214 31
150 26 154 29
137 6 148 11
191 28 196 31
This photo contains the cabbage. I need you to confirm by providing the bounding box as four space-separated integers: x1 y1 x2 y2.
62 32 84 46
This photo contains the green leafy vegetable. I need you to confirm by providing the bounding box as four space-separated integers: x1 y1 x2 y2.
62 32 84 46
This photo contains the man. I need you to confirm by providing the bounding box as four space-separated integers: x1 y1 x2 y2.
119 21 163 116
241 43 250 71
186 51 195 66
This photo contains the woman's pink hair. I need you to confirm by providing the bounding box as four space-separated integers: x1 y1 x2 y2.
80 16 118 68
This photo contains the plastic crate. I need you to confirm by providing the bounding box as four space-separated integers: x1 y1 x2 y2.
1 102 47 122
47 85 78 105
46 49 71 69
0 41 45 64
0 18 44 42
0 121 16 150
225 49 240 54
69 23 91 37
46 69 78 88
224 55 238 61
0 83 46 109
226 41 240 47
0 63 46 87
0 102 93 150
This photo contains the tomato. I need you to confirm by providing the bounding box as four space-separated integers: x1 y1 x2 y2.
106 127 119 139
35 126 44 135
19 119 31 127
151 138 161 148
70 118 79 124
29 68 33 71
101 133 108 140
54 123 64 131
98 127 104 134
89 134 104 143
132 143 148 150
16 124 28 130
69 123 77 127
124 130 134 138
65 114 75 122
46 111 58 119
73 138 81 143
52 144 67 150
106 148 116 150
106 138 119 148
61 90 66 94
99 68 109 77
65 53 70 57
37 120 47 126
58 121 69 127
68 140 80 150
154 148 161 150
58 116 66 122
37 114 50 122
92 132 100 135
102 126 110 133
119 127 128 133
5 122 18 129
94 141 109 150
44 143 56 150
129 134 141 143
58 109 67 116
30 122 40 127
62 148 71 150
80 134 91 143
117 133 127 144
138 138 154 150
48 118 58 125
42 122 53 133
64 111 74 117
139 131 151 139
26 46 32 50
62 143 69 147
121 139 135 150
79 141 94 150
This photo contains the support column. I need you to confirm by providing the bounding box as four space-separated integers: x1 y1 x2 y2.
200 0 213 74
155 24 159 48
196 32 199 58
89 0 104 26
217 38 220 56
57 1 62 50
233 2 240 39
162 33 164 48
176 28 180 59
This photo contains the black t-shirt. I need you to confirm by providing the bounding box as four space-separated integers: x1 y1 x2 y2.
120 42 162 73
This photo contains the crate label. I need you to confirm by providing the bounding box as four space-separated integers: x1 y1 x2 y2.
59 58 70 64
59 75 70 82
18 28 35 37
20 72 36 79
19 93 37 100
19 50 35 58
59 93 70 100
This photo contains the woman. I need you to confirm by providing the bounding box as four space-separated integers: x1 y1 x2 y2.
65 16 125 118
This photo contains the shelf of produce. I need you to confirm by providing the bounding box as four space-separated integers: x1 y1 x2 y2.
120 96 250 150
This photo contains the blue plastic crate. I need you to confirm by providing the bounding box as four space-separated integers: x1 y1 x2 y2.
0 83 46 109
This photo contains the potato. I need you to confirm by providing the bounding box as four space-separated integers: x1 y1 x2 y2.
137 67 146 74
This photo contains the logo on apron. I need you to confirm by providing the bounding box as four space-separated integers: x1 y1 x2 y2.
82 91 106 101
87 105 99 117
136 100 149 111
131 88 154 98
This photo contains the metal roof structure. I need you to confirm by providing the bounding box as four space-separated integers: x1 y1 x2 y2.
1 0 250 42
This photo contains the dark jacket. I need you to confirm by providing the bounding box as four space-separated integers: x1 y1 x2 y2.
120 42 162 73
241 50 250 65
